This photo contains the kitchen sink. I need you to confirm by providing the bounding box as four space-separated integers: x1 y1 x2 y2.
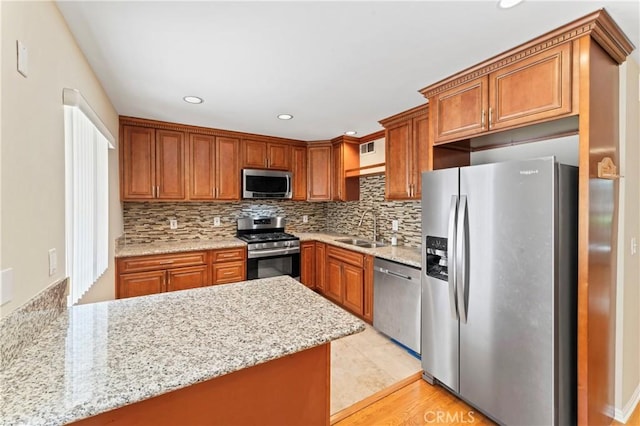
334 238 387 248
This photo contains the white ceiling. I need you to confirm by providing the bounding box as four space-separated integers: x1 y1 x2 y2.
56 1 639 141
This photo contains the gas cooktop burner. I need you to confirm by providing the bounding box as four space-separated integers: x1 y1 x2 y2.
239 232 297 243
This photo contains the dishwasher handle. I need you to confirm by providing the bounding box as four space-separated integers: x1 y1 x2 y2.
374 266 413 281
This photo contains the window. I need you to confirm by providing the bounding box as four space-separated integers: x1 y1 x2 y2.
63 89 115 305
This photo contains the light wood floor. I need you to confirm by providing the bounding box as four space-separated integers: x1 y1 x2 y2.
335 378 495 426
337 376 640 426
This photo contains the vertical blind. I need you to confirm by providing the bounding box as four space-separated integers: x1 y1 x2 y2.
63 89 114 305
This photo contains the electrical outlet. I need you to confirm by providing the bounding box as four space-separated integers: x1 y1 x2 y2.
17 41 28 77
213 217 221 227
1 268 14 305
303 215 309 223
169 219 178 229
48 249 57 276
632 237 638 256
392 220 399 231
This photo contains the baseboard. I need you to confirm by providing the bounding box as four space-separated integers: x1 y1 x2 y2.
614 382 640 423
329 371 423 424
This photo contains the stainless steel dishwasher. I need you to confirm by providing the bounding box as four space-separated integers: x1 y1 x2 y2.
373 257 421 354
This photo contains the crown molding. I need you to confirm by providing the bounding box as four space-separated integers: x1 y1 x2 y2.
419 9 634 99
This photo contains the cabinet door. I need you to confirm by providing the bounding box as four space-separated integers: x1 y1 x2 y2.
118 270 165 299
325 257 343 303
433 76 488 144
308 146 332 201
300 242 315 288
267 143 290 170
332 144 343 201
216 137 240 200
189 134 215 200
167 265 208 292
489 43 572 131
342 263 364 316
122 126 156 200
385 121 412 200
315 242 326 293
363 255 374 323
211 260 246 284
412 113 429 198
291 146 307 200
156 129 186 200
243 140 267 169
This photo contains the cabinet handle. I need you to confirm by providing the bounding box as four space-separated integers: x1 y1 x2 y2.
481 109 485 129
489 107 493 130
265 158 268 168
215 187 219 198
159 260 174 265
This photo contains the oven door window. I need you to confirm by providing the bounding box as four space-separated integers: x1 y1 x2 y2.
247 253 300 280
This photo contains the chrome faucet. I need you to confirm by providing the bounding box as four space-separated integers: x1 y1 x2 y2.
358 209 377 243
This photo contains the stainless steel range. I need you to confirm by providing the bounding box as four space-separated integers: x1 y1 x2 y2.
236 217 300 280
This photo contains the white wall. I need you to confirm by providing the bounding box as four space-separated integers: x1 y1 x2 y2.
0 0 121 318
470 134 579 166
614 57 640 422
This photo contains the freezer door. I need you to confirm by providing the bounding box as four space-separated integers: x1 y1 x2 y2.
458 158 556 425
421 167 460 392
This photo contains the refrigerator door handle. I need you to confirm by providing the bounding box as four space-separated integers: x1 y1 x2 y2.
456 195 469 324
448 195 459 320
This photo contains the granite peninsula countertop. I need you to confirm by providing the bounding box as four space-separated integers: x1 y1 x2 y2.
0 277 365 426
115 234 421 268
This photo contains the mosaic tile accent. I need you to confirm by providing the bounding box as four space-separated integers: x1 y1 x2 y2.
123 201 327 244
326 175 422 248
0 278 68 368
123 175 422 247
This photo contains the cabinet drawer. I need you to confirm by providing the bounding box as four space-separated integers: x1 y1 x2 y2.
327 245 364 267
212 261 246 284
119 251 207 273
211 247 246 263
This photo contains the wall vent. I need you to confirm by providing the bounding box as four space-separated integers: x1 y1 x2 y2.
360 141 375 155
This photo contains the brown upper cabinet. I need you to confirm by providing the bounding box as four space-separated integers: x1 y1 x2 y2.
307 144 332 201
332 136 360 201
119 117 305 202
242 139 290 170
291 146 307 200
188 134 240 201
379 104 429 200
426 43 574 145
122 125 186 200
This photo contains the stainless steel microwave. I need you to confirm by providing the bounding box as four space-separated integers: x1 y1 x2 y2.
242 169 292 199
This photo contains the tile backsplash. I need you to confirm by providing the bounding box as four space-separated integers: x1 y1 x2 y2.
123 175 422 247
326 175 422 248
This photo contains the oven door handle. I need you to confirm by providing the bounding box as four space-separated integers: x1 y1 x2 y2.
247 247 300 259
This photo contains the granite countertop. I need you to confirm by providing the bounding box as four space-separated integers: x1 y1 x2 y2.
297 232 421 268
114 233 421 268
115 237 246 258
0 277 365 426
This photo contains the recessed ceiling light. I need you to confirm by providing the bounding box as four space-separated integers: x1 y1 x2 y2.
344 131 358 136
497 0 524 8
183 96 203 104
277 114 293 120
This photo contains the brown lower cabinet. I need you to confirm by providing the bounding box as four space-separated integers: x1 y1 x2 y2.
307 243 373 323
300 242 315 288
116 247 246 299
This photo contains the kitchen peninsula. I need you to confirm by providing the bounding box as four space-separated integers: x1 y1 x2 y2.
1 277 365 425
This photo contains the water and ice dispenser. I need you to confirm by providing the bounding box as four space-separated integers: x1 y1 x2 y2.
425 236 448 281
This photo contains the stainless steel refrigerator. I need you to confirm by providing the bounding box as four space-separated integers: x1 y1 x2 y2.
421 157 577 426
